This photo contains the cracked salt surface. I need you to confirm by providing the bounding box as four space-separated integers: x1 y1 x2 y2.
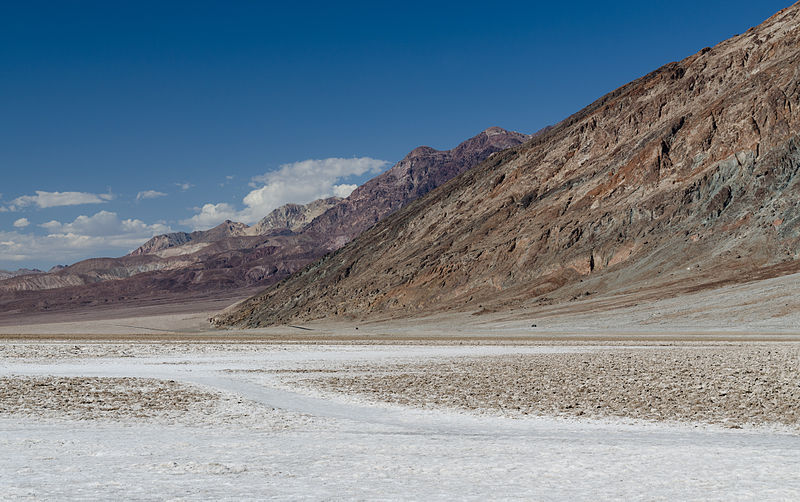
1 342 799 500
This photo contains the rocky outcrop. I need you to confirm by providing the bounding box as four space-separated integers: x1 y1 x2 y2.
129 232 193 256
131 198 342 259
304 127 530 247
0 256 192 292
130 220 250 256
251 197 343 234
216 4 800 327
0 269 43 281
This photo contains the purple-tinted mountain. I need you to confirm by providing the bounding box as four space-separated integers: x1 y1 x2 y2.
0 127 528 319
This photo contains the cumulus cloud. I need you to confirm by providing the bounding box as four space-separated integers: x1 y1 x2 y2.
182 157 388 230
241 157 387 219
175 182 194 191
136 190 167 201
4 190 114 211
13 218 29 228
0 231 101 266
0 211 171 269
40 210 169 239
332 184 358 198
182 203 238 230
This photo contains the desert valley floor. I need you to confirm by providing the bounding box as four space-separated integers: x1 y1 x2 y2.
1 324 799 500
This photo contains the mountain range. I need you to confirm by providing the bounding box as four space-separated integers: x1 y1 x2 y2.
0 127 528 320
215 3 800 327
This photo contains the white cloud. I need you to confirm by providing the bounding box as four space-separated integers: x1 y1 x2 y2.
332 184 358 198
219 175 236 188
5 190 114 211
39 210 169 239
241 157 387 221
0 211 172 269
0 210 173 268
181 203 238 230
0 231 103 266
182 157 388 230
175 182 194 191
13 218 30 228
41 210 119 236
136 190 167 201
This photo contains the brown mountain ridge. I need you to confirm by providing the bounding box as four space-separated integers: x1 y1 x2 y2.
216 3 800 327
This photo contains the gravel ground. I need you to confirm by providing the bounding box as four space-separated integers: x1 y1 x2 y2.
308 345 800 428
0 375 313 429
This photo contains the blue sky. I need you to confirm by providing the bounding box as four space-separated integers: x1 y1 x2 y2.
0 0 793 270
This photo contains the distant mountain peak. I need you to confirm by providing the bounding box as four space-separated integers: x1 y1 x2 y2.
407 146 438 158
129 220 250 256
483 126 513 136
0 125 529 316
252 197 343 235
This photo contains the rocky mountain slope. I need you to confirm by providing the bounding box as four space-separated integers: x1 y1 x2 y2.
130 198 343 257
304 126 529 247
216 3 800 327
0 127 527 318
130 220 251 257
0 269 44 281
251 197 342 234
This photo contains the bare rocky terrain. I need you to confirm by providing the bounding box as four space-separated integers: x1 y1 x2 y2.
0 127 527 323
250 197 342 235
308 345 800 428
218 3 800 328
0 268 46 281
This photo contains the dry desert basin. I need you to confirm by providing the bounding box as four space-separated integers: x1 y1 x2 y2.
1 277 799 501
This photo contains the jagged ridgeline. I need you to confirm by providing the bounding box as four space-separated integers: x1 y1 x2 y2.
217 4 800 327
0 128 526 316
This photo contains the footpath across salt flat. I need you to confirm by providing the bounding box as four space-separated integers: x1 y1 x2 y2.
1 341 799 500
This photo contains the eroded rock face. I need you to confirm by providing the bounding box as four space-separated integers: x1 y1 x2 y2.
217 4 800 327
251 198 343 234
304 127 530 246
0 128 527 317
130 220 251 256
0 269 43 281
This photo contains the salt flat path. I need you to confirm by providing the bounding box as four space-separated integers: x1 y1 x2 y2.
2 343 799 500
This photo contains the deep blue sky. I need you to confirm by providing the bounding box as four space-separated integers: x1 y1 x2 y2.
0 0 793 269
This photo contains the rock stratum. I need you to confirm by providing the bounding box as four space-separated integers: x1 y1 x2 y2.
216 4 800 327
0 127 526 318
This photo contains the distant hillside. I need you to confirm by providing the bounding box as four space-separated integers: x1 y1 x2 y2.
251 197 342 235
129 220 250 257
0 127 528 319
130 198 343 257
0 268 44 281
